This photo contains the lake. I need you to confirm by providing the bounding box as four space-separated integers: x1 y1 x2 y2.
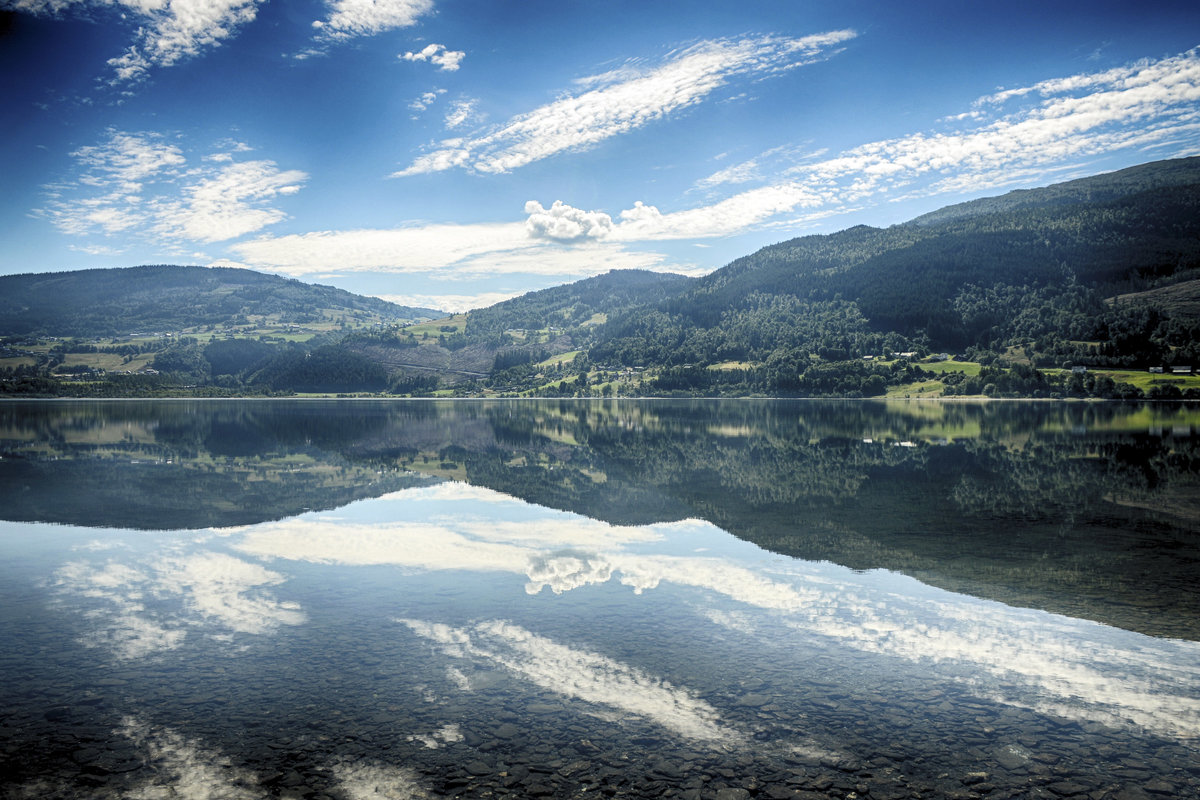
1 399 1198 800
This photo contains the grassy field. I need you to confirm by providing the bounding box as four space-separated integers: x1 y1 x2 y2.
1044 368 1200 391
885 379 946 398
536 350 582 367
918 359 983 376
400 314 467 337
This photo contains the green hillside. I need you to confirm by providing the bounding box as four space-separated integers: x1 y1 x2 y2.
0 264 439 337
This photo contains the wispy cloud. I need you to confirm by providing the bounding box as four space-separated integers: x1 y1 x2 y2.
310 0 434 41
393 30 857 176
37 129 306 250
444 98 480 129
8 0 265 83
228 220 681 280
525 46 1200 245
789 47 1200 201
378 290 526 313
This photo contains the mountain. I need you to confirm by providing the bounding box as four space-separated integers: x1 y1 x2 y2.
574 157 1200 395
465 268 694 339
0 264 440 337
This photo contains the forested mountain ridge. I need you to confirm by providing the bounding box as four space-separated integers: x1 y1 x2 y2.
0 264 439 337
581 157 1200 395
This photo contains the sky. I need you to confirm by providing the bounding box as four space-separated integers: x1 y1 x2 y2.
2 1 1199 313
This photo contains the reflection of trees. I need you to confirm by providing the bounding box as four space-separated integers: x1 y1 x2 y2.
3 399 1198 638
0 401 435 529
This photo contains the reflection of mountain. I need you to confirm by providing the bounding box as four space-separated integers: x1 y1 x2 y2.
0 401 436 529
3 399 1198 639
347 400 1200 641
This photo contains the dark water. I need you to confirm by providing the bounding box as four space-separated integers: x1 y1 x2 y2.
1 399 1198 800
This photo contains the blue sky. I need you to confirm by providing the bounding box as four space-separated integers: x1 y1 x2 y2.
2 0 1199 312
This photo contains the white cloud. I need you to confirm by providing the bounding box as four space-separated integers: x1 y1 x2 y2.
232 221 531 275
444 98 478 129
235 519 534 572
377 290 524 313
38 129 305 247
598 45 1200 244
155 552 306 634
11 0 266 83
524 200 614 242
230 219 683 280
409 88 446 113
72 130 186 185
311 0 433 40
331 759 431 800
154 160 307 243
399 618 742 745
782 46 1200 204
612 183 825 241
695 157 762 189
402 43 465 71
111 0 263 83
393 30 857 176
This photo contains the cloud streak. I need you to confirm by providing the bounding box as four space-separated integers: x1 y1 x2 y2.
38 130 306 251
8 0 266 83
393 30 857 176
517 46 1200 247
311 0 434 41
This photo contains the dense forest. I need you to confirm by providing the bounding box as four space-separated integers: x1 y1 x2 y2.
3 158 1200 398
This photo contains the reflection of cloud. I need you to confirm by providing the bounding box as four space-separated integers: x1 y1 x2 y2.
525 551 613 595
156 552 305 634
787 591 1200 740
235 520 532 572
330 760 430 800
119 716 263 799
407 723 463 749
229 484 1200 742
51 550 304 660
400 618 741 746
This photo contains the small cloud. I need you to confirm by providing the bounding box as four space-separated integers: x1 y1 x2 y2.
402 43 465 72
444 98 478 129
524 200 614 242
409 89 447 113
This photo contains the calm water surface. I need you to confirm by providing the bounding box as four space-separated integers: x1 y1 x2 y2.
1 399 1198 799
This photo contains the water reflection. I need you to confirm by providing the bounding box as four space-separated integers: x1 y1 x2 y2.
3 399 1198 639
234 482 1200 743
2 399 1200 799
50 542 305 661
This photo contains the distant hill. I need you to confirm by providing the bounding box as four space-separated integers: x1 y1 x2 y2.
0 264 440 337
465 268 694 340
